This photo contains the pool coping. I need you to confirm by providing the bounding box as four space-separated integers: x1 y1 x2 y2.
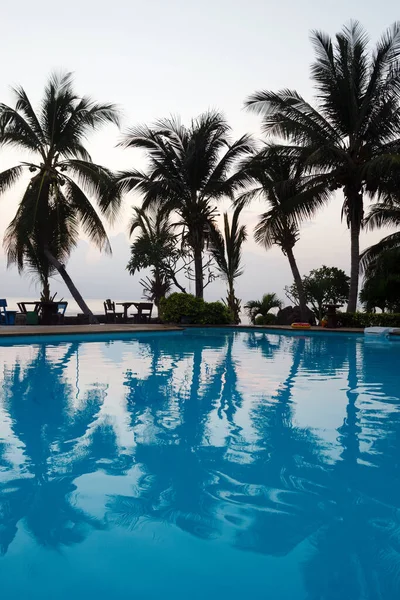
0 323 183 338
182 324 365 333
0 322 365 338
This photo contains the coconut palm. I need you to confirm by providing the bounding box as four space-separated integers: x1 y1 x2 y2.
244 292 283 325
238 146 330 319
208 204 247 323
5 200 73 302
116 111 254 298
0 72 120 319
245 21 400 312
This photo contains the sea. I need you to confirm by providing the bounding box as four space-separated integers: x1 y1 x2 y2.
4 296 250 324
4 297 141 317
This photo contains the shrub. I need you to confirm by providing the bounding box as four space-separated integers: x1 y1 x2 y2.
255 313 277 325
337 311 400 328
160 293 233 325
201 301 232 325
159 293 203 323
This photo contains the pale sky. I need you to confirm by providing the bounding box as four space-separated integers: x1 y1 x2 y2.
0 0 398 306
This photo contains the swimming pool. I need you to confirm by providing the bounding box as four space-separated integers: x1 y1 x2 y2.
0 328 399 599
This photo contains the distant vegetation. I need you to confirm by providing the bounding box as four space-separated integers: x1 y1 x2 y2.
1 22 400 319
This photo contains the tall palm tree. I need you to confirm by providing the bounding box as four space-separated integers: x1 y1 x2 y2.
0 72 120 319
245 21 400 312
244 292 282 325
116 111 254 298
238 146 329 319
208 204 247 323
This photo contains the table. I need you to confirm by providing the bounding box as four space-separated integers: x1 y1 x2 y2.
17 301 41 313
325 304 341 329
116 302 152 323
18 301 63 325
116 302 138 322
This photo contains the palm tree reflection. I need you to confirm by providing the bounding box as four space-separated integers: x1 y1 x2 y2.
111 333 230 540
0 343 120 554
108 332 320 550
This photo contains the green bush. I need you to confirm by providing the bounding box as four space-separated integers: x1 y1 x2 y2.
159 293 204 323
160 293 233 325
201 301 232 325
255 313 277 325
337 311 400 328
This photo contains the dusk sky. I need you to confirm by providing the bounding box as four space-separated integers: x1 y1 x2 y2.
0 0 398 305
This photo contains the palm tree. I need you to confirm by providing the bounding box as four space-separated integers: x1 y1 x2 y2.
116 111 254 298
5 200 73 302
208 204 247 323
360 200 400 311
361 199 400 268
127 205 185 306
238 146 329 319
360 248 400 312
244 292 282 325
245 21 400 312
0 72 120 319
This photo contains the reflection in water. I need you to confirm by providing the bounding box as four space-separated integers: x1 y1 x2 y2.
0 343 118 553
0 331 400 598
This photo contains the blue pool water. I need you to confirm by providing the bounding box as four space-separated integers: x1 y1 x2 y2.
0 328 400 599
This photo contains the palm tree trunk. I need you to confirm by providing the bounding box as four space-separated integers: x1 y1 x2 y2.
44 249 98 324
228 281 240 324
348 220 360 313
42 277 51 302
154 272 161 309
286 247 307 321
193 245 203 299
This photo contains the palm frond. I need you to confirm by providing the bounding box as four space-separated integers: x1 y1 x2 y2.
12 84 45 146
245 89 340 145
208 221 228 277
202 133 255 198
0 104 45 155
60 159 121 222
364 202 400 230
360 232 400 272
0 166 24 194
63 176 111 253
113 168 151 197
